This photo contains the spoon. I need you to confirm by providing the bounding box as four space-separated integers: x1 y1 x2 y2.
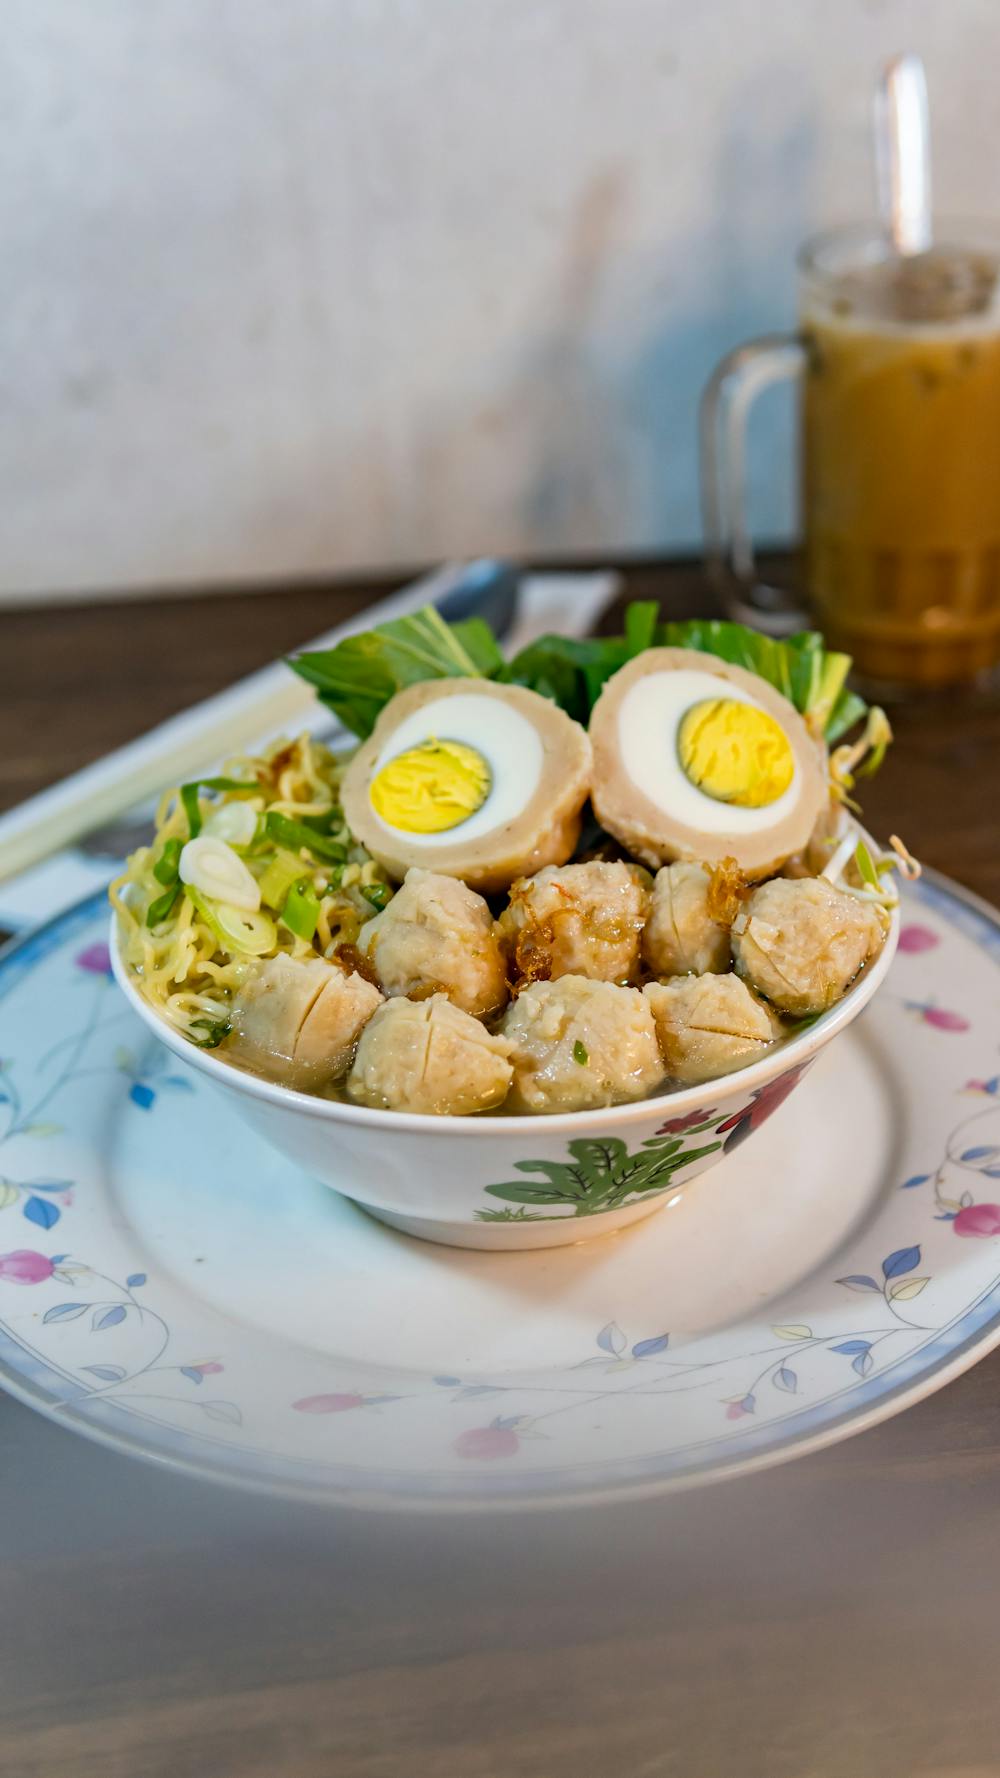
874 53 932 255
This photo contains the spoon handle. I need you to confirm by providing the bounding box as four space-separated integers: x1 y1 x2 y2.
875 53 932 255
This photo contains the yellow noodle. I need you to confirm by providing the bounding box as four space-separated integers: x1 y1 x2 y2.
109 733 391 1044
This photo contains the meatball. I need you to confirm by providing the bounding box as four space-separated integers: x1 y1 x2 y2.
360 868 507 1019
346 993 513 1116
644 974 780 1086
731 876 885 1017
589 647 829 878
642 862 731 978
499 976 664 1114
341 678 593 894
229 954 382 1091
500 861 651 987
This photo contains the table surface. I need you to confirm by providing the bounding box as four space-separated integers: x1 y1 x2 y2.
2 565 1000 1778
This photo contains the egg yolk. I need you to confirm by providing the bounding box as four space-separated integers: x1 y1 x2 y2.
369 739 492 833
677 698 794 808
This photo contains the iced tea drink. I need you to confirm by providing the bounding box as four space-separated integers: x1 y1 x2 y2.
801 233 1000 686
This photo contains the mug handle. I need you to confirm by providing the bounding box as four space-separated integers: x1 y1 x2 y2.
699 334 809 636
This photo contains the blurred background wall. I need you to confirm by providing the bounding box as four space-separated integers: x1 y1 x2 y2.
4 0 998 602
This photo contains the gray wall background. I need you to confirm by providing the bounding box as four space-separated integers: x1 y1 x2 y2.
4 0 997 601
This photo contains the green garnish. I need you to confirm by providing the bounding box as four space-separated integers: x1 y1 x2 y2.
188 890 277 956
361 882 391 911
299 807 342 835
189 1015 232 1050
146 882 182 927
289 602 881 757
658 620 867 743
264 812 347 863
258 847 310 912
572 1039 589 1066
152 837 183 885
281 880 321 942
181 776 258 840
854 839 882 892
290 607 504 740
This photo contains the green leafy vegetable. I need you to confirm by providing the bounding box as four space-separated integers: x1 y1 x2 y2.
497 634 599 724
288 599 882 757
500 603 657 725
572 1039 589 1066
658 620 865 741
181 776 258 840
264 812 347 863
290 608 504 739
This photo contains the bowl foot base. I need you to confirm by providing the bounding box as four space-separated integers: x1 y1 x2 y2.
361 1192 673 1251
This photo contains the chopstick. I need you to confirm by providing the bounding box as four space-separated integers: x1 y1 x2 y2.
0 563 499 885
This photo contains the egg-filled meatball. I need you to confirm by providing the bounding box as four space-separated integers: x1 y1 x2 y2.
590 648 828 878
341 678 592 894
346 993 513 1116
731 876 886 1017
360 868 507 1019
499 976 664 1114
500 861 651 987
642 862 731 978
644 974 780 1086
229 954 382 1091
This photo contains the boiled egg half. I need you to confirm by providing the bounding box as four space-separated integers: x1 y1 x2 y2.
589 648 828 877
341 678 593 894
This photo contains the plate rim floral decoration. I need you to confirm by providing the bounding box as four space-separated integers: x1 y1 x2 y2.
0 873 999 1512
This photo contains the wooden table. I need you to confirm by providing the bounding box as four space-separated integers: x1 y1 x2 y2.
2 566 1000 1778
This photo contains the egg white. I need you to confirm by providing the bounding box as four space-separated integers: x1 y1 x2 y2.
616 669 804 834
369 692 544 847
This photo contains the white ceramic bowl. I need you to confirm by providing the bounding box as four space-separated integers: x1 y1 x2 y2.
111 907 899 1251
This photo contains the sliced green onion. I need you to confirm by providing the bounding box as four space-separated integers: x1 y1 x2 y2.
202 800 259 848
146 882 182 927
281 880 321 942
264 811 348 862
258 848 310 912
300 807 342 835
189 890 277 956
152 837 183 885
181 776 258 840
179 835 261 910
572 1039 589 1066
854 840 881 892
360 882 391 911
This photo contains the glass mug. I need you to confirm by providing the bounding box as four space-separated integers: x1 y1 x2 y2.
701 222 1000 688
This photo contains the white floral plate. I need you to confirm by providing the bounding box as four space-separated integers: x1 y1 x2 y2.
1 875 999 1511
